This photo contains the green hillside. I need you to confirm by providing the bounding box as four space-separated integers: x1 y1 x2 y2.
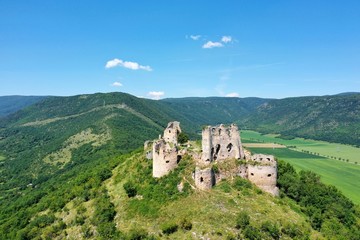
162 97 269 129
240 94 360 146
0 92 360 239
0 95 47 117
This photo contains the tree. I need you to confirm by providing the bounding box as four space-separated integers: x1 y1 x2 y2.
177 132 189 144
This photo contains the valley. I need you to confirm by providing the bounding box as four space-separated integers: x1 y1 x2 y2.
241 130 360 204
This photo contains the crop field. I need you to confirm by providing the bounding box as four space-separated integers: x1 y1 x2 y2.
241 131 360 164
241 131 360 204
243 143 286 148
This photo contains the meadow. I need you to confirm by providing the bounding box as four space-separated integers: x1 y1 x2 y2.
241 131 360 204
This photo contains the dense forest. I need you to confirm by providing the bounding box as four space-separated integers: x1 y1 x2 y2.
2 92 359 146
239 94 360 146
0 95 46 117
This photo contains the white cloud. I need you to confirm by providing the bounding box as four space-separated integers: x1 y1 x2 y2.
190 35 201 40
148 91 165 100
221 36 232 43
111 81 122 87
225 92 240 97
202 41 224 49
105 58 152 71
105 59 122 68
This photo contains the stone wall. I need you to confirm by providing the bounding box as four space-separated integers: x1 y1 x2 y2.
247 154 279 196
194 167 215 190
152 139 180 178
152 121 182 178
201 124 244 164
163 121 181 144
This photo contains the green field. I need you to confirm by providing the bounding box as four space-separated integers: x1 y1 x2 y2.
241 131 360 205
241 130 360 164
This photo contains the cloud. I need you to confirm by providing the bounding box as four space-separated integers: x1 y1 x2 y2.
105 58 152 71
111 81 122 87
148 91 165 100
225 92 240 97
190 35 201 40
202 41 224 49
221 36 232 43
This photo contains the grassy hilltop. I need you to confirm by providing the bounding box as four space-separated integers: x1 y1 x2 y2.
0 92 359 239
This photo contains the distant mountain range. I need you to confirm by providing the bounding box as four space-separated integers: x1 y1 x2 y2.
1 92 359 146
0 95 47 117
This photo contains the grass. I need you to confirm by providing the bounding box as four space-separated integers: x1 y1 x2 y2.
0 155 5 161
106 152 316 239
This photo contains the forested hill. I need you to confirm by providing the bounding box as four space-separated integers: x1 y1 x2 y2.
240 93 360 146
0 95 47 117
161 97 269 127
1 92 359 146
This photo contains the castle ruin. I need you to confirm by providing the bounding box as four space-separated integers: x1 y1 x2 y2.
152 121 182 178
148 122 279 196
201 124 245 163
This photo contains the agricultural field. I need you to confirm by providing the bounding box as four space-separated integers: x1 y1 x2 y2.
241 131 360 204
241 131 360 164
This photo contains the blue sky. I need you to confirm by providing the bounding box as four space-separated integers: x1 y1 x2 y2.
0 1 359 99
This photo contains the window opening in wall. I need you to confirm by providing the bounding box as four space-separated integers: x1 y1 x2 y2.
177 155 181 164
251 173 254 176
227 143 233 152
166 160 169 163
267 174 272 177
200 177 204 182
267 158 270 161
213 144 220 160
219 129 222 135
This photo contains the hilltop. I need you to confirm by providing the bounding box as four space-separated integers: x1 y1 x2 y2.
0 92 359 239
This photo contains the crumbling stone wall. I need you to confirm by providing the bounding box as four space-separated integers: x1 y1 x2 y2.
194 167 215 190
163 121 181 144
148 121 279 196
152 121 182 178
247 154 279 196
201 124 244 164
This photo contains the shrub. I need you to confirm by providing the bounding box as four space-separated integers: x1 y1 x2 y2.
235 211 250 229
161 222 178 235
179 218 192 230
243 225 262 240
123 181 137 197
261 221 280 240
212 164 220 174
177 132 189 144
127 228 149 240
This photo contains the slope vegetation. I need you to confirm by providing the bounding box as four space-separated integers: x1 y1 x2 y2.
241 94 360 146
0 95 47 117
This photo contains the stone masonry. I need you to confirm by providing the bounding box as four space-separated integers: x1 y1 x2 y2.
149 121 279 196
152 121 182 178
201 124 245 164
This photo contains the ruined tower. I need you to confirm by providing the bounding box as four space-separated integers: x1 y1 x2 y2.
152 121 182 178
194 167 215 190
201 124 245 164
247 154 279 196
